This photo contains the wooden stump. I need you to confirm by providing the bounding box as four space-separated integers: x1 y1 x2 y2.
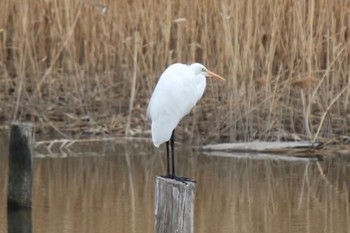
155 176 196 233
7 123 34 209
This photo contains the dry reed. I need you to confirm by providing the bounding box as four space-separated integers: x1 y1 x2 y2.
0 0 350 143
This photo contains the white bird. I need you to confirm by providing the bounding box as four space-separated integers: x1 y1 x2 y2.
147 63 225 179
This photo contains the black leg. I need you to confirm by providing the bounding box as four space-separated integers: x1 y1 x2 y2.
170 130 175 177
166 141 170 176
164 130 194 183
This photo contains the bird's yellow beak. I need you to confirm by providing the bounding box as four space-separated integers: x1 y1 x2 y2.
206 70 225 81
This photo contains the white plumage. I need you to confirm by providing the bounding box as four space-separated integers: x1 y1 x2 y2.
147 63 224 147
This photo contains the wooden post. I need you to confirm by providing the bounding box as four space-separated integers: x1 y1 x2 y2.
7 122 34 209
7 208 32 233
155 176 196 233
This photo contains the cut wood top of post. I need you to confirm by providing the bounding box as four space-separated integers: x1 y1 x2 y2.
156 176 196 187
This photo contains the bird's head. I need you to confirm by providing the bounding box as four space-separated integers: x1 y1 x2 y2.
190 63 225 81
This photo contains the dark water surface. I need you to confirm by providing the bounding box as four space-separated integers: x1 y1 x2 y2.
1 133 350 233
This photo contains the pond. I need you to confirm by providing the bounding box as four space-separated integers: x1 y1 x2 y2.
0 133 350 233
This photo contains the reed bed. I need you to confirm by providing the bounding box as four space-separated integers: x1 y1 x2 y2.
0 0 350 144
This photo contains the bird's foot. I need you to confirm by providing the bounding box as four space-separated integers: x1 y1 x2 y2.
161 175 196 184
174 176 196 184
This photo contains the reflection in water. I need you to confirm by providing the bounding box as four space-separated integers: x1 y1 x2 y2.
0 137 350 233
30 142 158 233
7 208 32 233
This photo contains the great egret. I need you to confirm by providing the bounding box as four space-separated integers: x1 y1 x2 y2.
147 63 225 180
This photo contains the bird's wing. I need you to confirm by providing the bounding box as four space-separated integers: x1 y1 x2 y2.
148 64 197 146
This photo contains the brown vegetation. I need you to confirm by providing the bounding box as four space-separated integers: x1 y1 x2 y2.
0 0 350 144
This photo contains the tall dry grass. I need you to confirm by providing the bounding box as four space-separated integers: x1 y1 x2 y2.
0 0 350 143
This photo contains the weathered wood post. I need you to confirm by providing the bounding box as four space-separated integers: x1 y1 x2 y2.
155 176 196 233
7 122 34 209
7 208 32 233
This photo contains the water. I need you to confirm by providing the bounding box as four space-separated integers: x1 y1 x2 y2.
1 134 350 233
